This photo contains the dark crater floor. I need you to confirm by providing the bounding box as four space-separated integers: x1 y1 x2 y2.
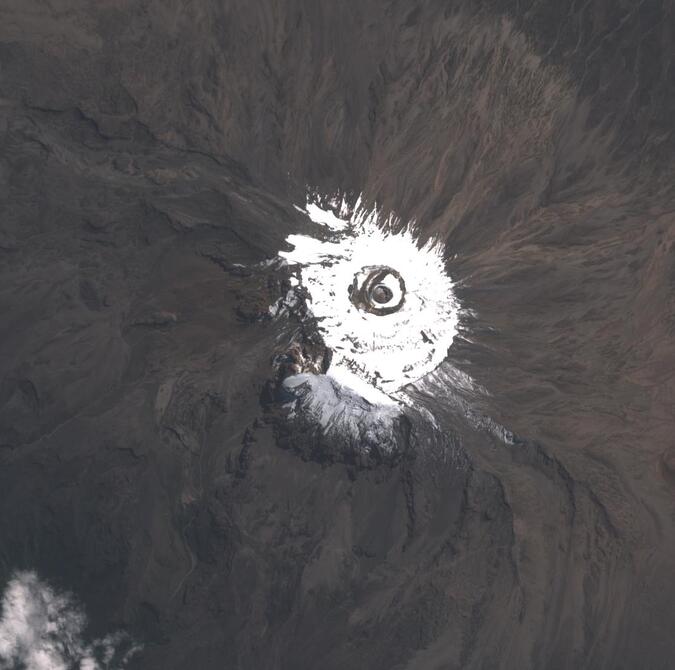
1 2 675 669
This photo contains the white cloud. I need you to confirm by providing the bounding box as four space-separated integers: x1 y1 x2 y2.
0 571 140 670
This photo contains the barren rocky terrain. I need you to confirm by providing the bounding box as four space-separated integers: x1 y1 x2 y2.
1 1 675 668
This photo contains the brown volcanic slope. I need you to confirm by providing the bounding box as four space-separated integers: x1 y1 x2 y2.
1 1 675 669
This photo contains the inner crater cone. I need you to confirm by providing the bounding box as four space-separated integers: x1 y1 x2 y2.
372 284 392 304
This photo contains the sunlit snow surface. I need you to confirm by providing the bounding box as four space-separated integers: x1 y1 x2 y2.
280 197 460 405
